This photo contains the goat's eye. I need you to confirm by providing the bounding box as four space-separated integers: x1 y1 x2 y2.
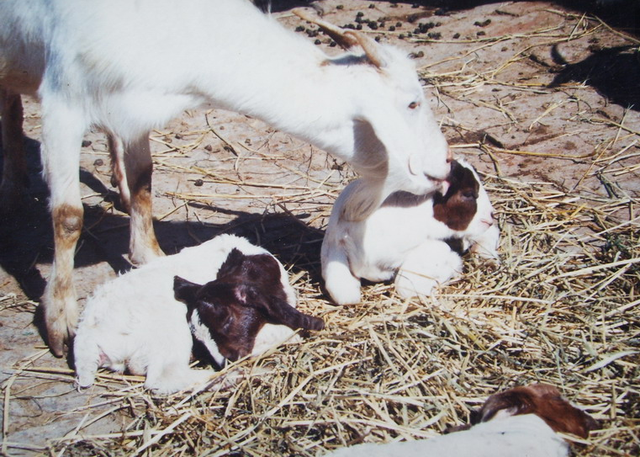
408 101 420 110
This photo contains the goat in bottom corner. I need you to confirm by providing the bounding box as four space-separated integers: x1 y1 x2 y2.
326 383 598 457
73 234 324 395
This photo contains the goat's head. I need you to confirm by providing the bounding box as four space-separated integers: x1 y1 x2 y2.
469 383 599 439
295 9 450 221
433 159 495 237
173 249 324 362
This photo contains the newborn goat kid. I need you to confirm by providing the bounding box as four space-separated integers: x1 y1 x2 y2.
74 235 323 394
322 159 499 304
327 383 598 457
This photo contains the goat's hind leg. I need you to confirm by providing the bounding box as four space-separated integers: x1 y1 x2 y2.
122 135 164 265
144 349 215 395
0 88 28 210
107 134 131 213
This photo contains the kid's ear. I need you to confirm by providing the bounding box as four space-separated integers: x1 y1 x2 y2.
340 179 386 222
173 276 202 306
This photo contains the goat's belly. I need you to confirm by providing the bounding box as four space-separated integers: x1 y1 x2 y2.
94 91 203 137
0 62 42 95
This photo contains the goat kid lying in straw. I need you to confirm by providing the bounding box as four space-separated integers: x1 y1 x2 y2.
322 158 500 305
327 383 598 457
0 1 450 356
74 234 324 395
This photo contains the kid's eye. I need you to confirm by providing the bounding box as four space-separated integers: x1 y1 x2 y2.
408 101 420 110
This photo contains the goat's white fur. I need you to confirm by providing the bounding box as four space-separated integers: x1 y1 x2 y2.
0 0 450 355
322 158 498 304
395 221 500 299
73 234 298 394
325 414 571 457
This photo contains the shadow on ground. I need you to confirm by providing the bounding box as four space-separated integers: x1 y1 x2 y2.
550 44 640 111
0 133 325 302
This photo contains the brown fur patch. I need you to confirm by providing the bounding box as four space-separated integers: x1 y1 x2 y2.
476 384 598 438
50 204 83 302
432 160 479 231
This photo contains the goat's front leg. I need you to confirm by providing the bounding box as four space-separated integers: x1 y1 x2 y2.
0 89 28 209
124 135 164 265
321 241 362 305
39 98 87 357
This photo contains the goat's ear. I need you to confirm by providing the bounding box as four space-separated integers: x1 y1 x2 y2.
259 297 325 331
216 248 246 280
173 276 201 306
340 179 386 222
477 389 535 423
292 8 359 50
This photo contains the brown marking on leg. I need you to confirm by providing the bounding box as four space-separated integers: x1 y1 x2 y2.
44 203 84 357
0 89 28 210
128 159 164 264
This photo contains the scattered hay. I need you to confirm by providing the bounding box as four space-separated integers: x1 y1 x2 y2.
4 154 637 456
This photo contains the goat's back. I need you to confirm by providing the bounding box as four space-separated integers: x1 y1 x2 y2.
327 414 569 457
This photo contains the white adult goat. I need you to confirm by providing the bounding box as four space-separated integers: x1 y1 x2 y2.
0 1 450 356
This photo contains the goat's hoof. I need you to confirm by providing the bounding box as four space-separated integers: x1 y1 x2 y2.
47 333 67 358
46 320 75 358
327 284 361 306
128 245 166 266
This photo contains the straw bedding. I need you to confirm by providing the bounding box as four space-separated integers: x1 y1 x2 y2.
1 2 638 456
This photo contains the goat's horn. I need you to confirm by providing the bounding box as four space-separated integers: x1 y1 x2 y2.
345 31 387 69
292 8 358 50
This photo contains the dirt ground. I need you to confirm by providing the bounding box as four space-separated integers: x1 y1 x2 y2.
1 1 639 456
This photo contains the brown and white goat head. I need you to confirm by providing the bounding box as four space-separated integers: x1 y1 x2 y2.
463 383 599 439
432 159 495 234
174 248 324 363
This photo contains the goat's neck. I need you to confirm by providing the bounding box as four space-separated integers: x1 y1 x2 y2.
215 64 355 160
425 208 460 240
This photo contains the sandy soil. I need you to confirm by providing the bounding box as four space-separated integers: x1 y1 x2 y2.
1 1 638 455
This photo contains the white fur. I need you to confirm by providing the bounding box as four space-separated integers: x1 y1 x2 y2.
73 234 298 394
394 239 464 298
0 0 450 354
322 159 498 304
325 414 570 457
